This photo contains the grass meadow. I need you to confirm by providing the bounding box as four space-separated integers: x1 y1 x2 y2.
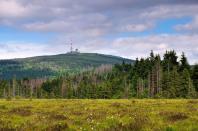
0 99 197 131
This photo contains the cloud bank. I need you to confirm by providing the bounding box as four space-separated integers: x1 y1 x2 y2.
0 0 198 64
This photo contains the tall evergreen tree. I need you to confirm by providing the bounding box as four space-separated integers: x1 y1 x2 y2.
192 64 198 92
150 50 155 64
179 52 190 72
12 76 16 98
148 56 162 97
180 69 196 98
163 50 179 72
169 67 180 98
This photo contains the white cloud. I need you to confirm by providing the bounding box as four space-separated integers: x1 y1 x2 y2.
125 35 197 64
23 21 70 32
140 5 198 19
1 0 198 35
121 23 153 32
0 0 27 18
0 42 50 59
79 34 198 64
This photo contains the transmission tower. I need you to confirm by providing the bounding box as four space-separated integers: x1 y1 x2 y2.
66 38 79 53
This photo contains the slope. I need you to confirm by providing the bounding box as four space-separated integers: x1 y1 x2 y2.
0 53 133 79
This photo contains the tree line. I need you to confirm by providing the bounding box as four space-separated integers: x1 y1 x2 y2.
0 50 197 99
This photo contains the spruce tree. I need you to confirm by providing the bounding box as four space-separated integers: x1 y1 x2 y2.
180 52 190 72
150 50 155 65
169 66 180 98
163 50 179 72
12 76 16 98
180 69 196 98
192 64 198 92
161 71 171 97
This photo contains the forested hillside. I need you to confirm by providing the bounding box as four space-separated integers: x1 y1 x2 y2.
0 50 197 99
0 53 132 80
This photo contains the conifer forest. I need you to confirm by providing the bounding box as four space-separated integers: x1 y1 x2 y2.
1 50 197 99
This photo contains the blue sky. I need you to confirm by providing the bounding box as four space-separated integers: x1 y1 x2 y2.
105 17 192 39
0 26 55 43
0 0 198 64
152 17 192 34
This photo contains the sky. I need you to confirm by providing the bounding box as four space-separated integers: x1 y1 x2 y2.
0 0 198 64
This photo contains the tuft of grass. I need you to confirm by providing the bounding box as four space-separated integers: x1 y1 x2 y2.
166 126 176 131
105 113 149 131
10 107 32 116
49 113 68 120
110 102 122 108
187 100 198 104
159 111 188 122
0 105 7 110
46 122 69 131
6 96 12 101
168 112 188 122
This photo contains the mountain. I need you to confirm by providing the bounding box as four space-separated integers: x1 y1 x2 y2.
0 53 134 80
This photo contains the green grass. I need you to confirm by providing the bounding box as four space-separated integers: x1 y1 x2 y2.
0 99 197 131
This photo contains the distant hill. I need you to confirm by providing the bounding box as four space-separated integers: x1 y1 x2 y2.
0 53 134 79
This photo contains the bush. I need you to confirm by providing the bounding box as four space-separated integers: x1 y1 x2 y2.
15 96 22 99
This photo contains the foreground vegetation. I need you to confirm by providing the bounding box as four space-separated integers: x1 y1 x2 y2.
0 99 197 131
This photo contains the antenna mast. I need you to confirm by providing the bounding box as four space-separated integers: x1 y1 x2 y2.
66 38 79 54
